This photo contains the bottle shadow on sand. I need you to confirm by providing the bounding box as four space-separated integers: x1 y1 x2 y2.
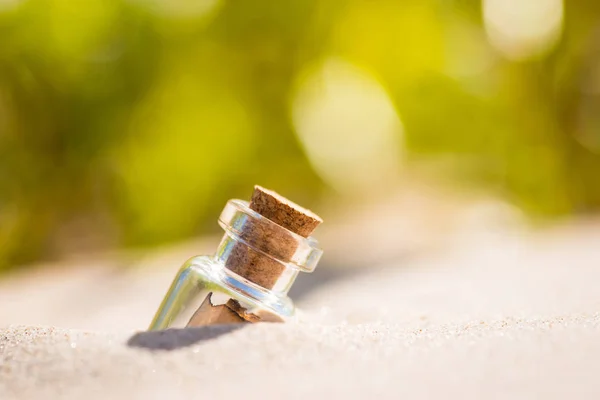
127 324 243 351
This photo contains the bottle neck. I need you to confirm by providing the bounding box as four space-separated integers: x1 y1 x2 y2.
214 199 323 295
215 233 299 294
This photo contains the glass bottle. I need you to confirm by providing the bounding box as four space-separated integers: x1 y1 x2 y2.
149 197 323 330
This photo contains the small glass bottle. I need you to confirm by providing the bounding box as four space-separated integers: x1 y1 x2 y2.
149 187 323 330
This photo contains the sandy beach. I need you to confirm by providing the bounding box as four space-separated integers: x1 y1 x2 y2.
2 202 600 399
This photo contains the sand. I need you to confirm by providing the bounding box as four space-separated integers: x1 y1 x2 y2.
2 314 600 400
2 198 600 399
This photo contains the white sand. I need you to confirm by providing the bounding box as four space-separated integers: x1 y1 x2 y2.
2 200 600 399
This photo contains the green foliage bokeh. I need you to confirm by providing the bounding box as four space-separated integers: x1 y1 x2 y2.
1 0 600 268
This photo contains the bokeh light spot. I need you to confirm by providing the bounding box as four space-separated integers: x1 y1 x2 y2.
292 59 403 193
0 0 22 13
483 0 564 61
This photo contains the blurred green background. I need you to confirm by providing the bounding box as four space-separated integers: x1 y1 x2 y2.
1 0 600 269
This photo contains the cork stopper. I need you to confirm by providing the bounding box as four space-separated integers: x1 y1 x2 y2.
249 186 323 238
225 186 323 289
